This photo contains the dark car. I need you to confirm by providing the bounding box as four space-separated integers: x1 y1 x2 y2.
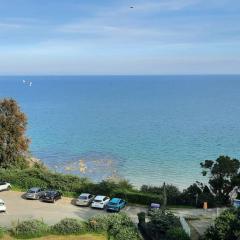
41 190 62 203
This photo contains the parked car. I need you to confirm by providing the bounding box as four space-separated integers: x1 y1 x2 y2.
25 187 45 200
0 181 11 191
76 193 95 206
0 199 6 212
41 190 62 203
91 195 110 209
106 198 126 212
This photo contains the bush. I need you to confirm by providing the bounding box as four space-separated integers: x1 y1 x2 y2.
113 190 163 205
51 218 85 235
166 227 190 240
88 213 140 239
149 209 181 234
0 227 5 238
12 219 49 238
115 227 140 240
88 215 109 233
204 208 240 240
137 212 146 224
0 168 90 196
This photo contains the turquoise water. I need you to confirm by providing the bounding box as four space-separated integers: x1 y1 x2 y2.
1 75 240 188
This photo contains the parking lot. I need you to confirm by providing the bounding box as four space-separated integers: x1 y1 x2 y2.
0 191 146 228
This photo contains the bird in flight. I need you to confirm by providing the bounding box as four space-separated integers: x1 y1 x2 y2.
130 6 134 8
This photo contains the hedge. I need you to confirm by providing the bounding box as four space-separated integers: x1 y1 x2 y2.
113 190 163 205
0 168 163 206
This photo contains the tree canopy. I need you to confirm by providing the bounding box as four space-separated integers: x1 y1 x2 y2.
201 155 240 204
0 98 29 168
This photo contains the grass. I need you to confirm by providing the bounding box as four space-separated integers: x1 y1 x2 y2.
1 233 106 240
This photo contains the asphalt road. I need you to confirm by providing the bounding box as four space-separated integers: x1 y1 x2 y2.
0 191 146 228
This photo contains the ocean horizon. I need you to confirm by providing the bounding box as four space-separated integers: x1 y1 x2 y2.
1 75 240 189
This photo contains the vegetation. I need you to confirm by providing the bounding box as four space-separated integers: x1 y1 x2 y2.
141 184 181 205
138 209 190 240
51 218 85 235
0 98 29 168
0 227 5 239
204 208 240 240
0 167 163 205
11 219 49 239
179 183 216 208
166 227 190 240
5 215 138 239
88 213 140 240
201 155 240 204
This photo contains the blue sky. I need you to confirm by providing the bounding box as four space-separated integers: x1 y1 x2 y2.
0 0 240 75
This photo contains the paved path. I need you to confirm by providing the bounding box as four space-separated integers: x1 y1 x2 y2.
0 191 145 228
171 207 226 237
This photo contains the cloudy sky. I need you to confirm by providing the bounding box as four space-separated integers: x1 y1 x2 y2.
0 0 239 75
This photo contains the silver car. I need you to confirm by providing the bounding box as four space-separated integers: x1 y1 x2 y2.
76 193 95 206
25 187 45 200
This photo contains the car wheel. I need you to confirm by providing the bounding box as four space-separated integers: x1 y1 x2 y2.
7 186 11 191
117 207 120 212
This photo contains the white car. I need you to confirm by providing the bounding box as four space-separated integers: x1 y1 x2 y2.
0 181 11 191
91 195 110 209
0 199 6 212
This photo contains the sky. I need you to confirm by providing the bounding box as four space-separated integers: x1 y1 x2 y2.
0 0 240 75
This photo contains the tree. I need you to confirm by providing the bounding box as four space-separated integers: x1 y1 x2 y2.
0 98 29 168
200 156 240 204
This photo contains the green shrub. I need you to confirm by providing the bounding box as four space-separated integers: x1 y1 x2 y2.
166 227 190 240
115 227 140 240
137 212 146 224
51 218 85 235
113 189 163 205
88 215 109 233
204 208 240 240
149 209 181 234
88 213 140 239
0 227 5 238
12 219 49 238
106 213 135 237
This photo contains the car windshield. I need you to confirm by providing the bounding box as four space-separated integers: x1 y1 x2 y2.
79 196 88 200
0 203 4 206
94 200 102 203
109 202 118 205
28 190 37 193
0 182 6 185
46 191 55 196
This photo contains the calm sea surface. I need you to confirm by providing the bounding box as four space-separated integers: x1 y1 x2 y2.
0 75 240 188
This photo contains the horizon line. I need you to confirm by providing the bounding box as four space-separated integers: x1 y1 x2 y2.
1 73 240 77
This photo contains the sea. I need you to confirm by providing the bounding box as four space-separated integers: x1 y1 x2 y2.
0 75 240 189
